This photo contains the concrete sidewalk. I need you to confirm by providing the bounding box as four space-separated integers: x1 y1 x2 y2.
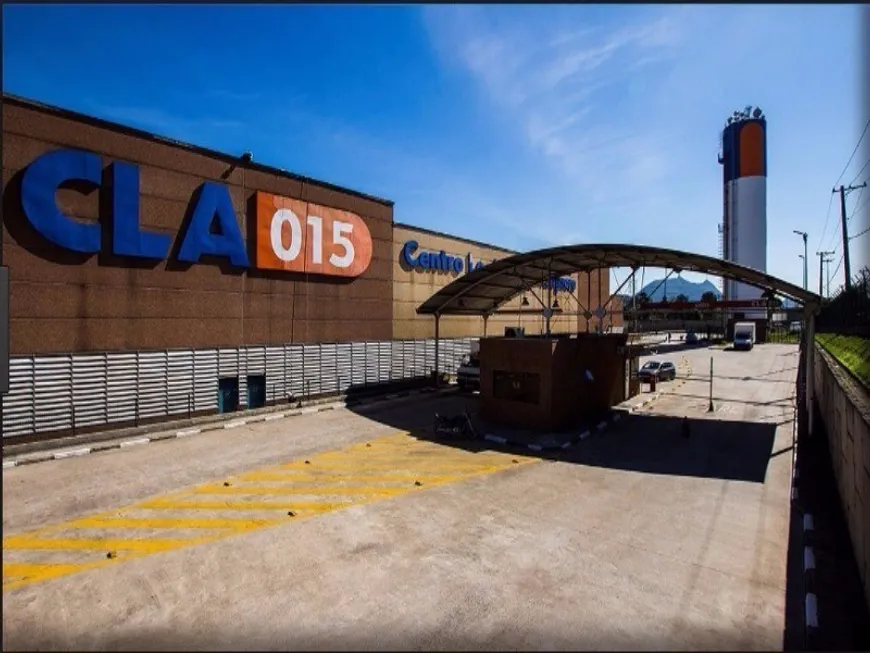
3 386 458 469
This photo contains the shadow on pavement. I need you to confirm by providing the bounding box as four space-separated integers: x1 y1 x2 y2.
346 393 777 484
682 371 798 385
663 392 794 408
18 623 785 652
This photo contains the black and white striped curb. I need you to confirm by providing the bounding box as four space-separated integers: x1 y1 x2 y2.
481 410 627 453
627 393 661 413
803 511 819 647
790 427 819 647
2 386 451 470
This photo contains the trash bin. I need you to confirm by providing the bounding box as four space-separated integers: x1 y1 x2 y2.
649 376 657 392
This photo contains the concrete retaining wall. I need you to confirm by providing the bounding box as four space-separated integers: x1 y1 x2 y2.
813 343 870 608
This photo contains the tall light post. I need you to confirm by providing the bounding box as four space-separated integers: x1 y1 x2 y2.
793 230 808 290
798 253 806 294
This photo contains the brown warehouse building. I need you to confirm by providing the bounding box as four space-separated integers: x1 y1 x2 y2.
1 94 620 441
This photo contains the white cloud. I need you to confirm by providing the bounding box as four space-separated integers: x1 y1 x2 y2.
416 4 864 294
421 5 694 243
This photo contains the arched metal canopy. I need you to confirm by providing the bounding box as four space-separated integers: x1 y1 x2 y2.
416 243 821 316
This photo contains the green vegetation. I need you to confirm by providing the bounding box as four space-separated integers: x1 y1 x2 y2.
816 333 870 389
767 329 800 344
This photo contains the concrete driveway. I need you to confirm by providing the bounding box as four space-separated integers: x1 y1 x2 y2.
2 344 799 651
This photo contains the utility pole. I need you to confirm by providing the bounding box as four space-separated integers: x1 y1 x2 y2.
793 230 808 289
817 251 834 298
833 182 867 291
825 254 836 297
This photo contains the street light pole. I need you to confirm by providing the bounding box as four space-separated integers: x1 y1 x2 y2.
793 230 808 290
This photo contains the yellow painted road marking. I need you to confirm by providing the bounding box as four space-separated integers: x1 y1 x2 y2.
280 461 510 473
4 430 538 592
190 484 412 497
3 561 108 588
3 536 212 552
238 470 462 484
137 499 353 512
68 516 284 531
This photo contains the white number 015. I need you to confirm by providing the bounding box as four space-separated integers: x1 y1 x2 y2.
270 209 355 268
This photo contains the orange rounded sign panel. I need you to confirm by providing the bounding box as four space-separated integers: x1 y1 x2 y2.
255 191 373 277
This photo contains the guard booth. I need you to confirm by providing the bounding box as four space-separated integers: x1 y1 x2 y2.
477 332 629 431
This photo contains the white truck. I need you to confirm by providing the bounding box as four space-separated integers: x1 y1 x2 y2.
733 321 756 351
456 341 481 392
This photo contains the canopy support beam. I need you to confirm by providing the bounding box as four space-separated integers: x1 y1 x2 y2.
434 313 441 388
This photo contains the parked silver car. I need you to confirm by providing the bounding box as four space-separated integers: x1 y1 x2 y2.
638 360 676 381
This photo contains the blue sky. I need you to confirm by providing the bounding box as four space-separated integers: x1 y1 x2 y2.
3 4 867 294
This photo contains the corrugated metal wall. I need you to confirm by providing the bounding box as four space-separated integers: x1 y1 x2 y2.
2 338 474 438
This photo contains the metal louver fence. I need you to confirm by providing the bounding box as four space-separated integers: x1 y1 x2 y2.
2 337 475 439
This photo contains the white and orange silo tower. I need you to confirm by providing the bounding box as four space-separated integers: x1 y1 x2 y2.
718 106 767 315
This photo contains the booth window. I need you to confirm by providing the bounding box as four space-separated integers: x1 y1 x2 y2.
492 371 540 404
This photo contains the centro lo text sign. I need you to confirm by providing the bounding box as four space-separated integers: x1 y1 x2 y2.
18 149 373 278
400 240 485 275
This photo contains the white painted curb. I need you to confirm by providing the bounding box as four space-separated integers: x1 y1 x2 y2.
119 437 150 448
53 448 91 459
3 387 455 470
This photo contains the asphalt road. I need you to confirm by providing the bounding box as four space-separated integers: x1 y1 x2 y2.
2 344 799 651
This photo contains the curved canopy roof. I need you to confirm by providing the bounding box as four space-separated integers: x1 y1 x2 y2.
417 243 821 316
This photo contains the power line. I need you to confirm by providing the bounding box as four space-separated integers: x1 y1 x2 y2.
833 115 870 188
848 188 870 222
849 157 870 186
820 116 870 251
850 223 870 241
830 253 843 280
817 190 837 252
826 218 842 252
